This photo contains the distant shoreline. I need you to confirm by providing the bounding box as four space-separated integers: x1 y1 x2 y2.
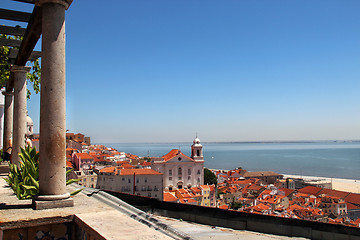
209 169 360 194
97 140 360 145
283 174 360 194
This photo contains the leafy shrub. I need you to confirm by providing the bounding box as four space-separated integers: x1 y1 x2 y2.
4 146 39 199
4 146 82 200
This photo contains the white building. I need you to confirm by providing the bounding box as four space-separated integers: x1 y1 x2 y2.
96 167 163 200
151 137 205 191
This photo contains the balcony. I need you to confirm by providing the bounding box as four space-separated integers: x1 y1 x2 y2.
0 169 176 239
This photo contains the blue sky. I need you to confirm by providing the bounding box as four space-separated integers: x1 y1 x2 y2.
2 0 360 143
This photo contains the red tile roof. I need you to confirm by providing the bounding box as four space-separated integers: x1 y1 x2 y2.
140 161 151 166
279 188 295 197
126 153 139 160
118 169 162 176
298 186 322 196
162 149 193 162
66 161 73 168
318 188 350 200
219 204 229 210
163 192 178 202
346 202 360 210
100 166 116 173
74 153 94 160
345 193 360 205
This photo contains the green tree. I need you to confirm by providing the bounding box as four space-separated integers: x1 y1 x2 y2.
204 168 217 186
230 197 242 210
1 32 41 99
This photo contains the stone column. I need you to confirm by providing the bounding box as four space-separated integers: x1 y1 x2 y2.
11 66 30 166
2 91 14 158
33 0 73 209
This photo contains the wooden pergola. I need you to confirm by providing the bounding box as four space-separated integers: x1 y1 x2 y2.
0 1 42 90
1 0 74 209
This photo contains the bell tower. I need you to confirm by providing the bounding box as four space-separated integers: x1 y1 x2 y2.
191 136 203 161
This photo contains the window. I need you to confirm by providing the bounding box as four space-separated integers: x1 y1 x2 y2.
197 170 201 174
136 178 139 183
128 178 131 183
145 177 147 183
188 169 191 175
178 167 182 175
169 177 172 180
122 177 125 181
169 169 172 176
188 176 191 180
197 149 200 156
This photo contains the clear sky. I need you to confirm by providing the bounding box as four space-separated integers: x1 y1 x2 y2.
2 0 360 143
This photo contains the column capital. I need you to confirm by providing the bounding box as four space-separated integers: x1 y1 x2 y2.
35 0 73 9
2 91 14 96
11 65 31 73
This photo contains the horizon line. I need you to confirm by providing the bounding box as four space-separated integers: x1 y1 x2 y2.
95 139 360 145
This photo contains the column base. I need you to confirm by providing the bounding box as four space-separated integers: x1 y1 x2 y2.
32 197 74 210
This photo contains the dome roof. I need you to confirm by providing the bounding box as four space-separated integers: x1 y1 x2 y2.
193 136 202 146
26 114 34 136
26 115 34 126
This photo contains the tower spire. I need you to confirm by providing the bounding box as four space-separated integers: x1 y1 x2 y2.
191 135 203 161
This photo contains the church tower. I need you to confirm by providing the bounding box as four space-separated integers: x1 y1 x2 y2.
191 136 203 161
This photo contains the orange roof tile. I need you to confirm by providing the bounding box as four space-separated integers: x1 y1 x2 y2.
74 153 94 160
298 186 322 196
163 192 178 202
219 204 229 210
117 169 162 176
100 166 116 173
66 161 73 168
318 188 350 199
162 149 193 162
279 188 295 197
118 163 134 169
345 193 360 206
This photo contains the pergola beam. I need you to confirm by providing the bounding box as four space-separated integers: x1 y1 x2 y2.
15 6 42 66
0 26 26 36
11 0 35 4
0 9 31 22
9 49 41 61
0 38 22 48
